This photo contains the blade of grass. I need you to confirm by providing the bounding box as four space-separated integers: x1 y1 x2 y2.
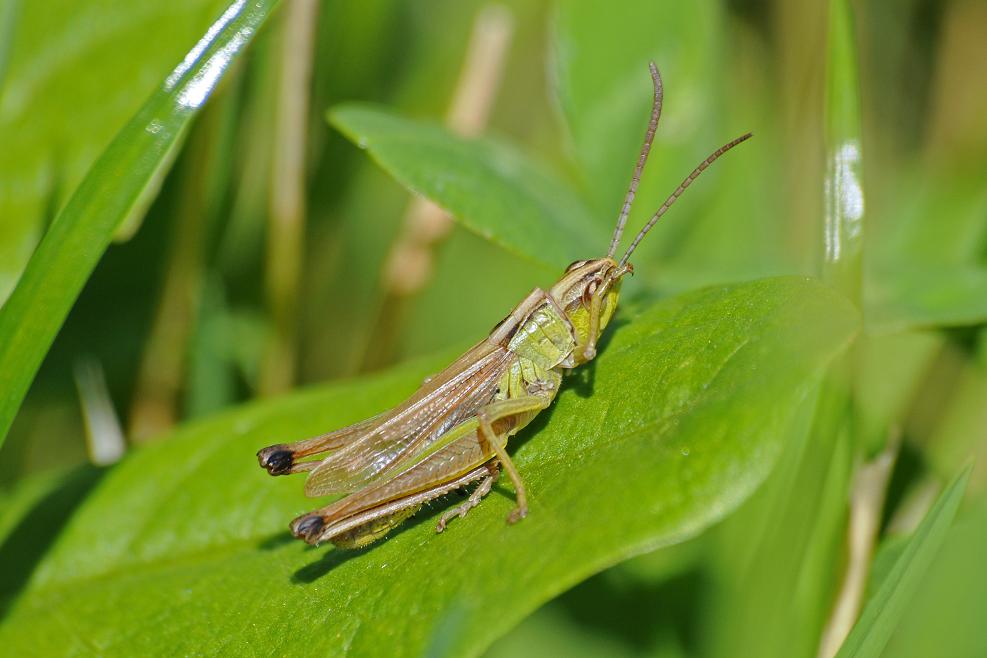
0 0 280 449
880 493 987 658
702 381 853 658
834 465 971 658
817 3 877 656
258 0 319 395
0 0 238 303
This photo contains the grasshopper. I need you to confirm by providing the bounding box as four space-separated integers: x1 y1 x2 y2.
258 63 752 548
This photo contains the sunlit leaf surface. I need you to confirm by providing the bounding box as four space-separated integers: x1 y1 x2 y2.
0 277 857 656
331 104 603 269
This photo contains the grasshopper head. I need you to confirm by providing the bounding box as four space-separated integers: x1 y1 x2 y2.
547 65 753 365
550 258 632 365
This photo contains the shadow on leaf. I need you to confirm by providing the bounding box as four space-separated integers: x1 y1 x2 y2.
0 465 106 617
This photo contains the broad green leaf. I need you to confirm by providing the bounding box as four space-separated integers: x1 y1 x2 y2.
0 0 280 448
0 0 234 303
0 276 858 656
835 464 971 658
870 169 987 269
866 265 987 332
866 172 987 332
329 104 604 270
0 466 103 611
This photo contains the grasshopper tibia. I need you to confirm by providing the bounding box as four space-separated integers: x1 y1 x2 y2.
257 445 294 475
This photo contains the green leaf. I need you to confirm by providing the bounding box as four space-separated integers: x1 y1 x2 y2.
835 464 971 658
0 0 236 303
329 104 604 269
0 276 858 656
0 0 280 449
0 466 104 610
870 168 987 269
864 170 987 332
867 265 987 332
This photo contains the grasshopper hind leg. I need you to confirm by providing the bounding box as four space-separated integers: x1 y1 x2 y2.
436 463 500 533
290 506 422 548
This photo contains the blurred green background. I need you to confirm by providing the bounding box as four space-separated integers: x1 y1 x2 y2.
1 0 986 656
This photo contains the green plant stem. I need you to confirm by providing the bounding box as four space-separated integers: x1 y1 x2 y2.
822 0 864 302
817 1 873 655
259 0 319 396
129 95 235 442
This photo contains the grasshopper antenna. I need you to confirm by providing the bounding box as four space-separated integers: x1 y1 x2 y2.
607 62 663 259
618 132 753 268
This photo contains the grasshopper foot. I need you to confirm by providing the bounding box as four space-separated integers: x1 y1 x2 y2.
435 469 497 533
435 506 467 534
506 504 528 525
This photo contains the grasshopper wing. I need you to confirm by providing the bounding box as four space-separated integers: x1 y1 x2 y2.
304 340 512 496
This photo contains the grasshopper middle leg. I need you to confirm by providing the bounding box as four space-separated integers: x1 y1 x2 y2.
475 394 553 524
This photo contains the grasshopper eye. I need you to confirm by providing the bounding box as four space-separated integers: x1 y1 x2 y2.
581 278 602 307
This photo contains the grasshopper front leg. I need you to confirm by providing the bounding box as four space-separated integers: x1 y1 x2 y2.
475 393 554 524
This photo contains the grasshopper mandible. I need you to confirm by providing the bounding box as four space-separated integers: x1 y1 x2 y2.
258 63 752 548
